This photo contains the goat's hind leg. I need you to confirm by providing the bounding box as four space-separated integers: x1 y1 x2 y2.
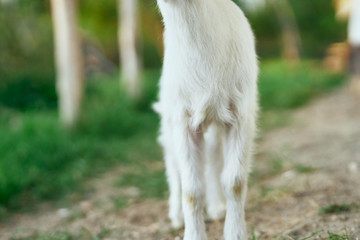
204 125 226 220
222 119 255 240
160 120 184 228
174 119 207 240
165 148 183 228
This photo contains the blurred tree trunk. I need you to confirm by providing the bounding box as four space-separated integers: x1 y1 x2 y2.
118 0 141 99
50 0 83 127
334 0 351 20
349 0 360 96
267 0 301 62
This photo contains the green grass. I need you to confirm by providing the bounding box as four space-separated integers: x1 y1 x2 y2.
326 230 350 240
300 229 324 240
0 70 162 212
295 164 316 173
258 60 345 131
319 203 359 214
298 229 351 240
111 195 129 210
115 168 167 199
258 60 345 111
251 233 259 240
0 60 346 213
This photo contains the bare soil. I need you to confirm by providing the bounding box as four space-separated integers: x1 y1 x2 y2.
1 87 360 240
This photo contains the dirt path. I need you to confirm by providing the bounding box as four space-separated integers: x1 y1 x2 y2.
1 87 360 240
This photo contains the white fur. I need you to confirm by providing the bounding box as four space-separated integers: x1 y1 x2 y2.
155 0 258 239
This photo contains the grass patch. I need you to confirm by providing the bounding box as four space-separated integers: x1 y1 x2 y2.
250 152 289 181
115 168 167 199
258 60 345 131
0 70 162 211
300 229 323 240
111 195 129 210
319 203 359 214
270 157 284 175
295 164 316 173
298 229 351 240
258 110 292 132
65 209 86 222
326 230 350 240
259 60 345 111
96 227 113 239
250 228 259 240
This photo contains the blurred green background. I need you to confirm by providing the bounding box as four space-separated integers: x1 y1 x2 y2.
0 0 349 215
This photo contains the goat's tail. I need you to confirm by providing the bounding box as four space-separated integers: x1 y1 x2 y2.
152 101 162 115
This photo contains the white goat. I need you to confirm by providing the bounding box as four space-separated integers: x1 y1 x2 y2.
154 0 258 239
